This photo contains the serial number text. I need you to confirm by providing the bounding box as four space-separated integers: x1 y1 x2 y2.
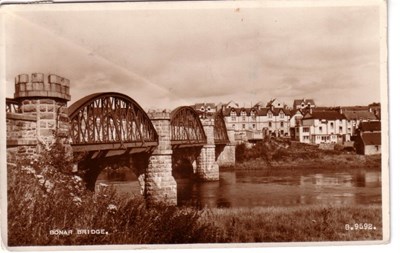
345 223 377 231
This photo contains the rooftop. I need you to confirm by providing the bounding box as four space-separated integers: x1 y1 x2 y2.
361 132 381 146
359 121 381 132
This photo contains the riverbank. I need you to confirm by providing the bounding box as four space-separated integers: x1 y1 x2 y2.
233 154 381 171
233 141 381 170
205 204 382 242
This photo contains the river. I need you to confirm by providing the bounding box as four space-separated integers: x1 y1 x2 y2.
96 166 381 208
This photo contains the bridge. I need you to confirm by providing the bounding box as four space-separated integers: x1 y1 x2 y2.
6 73 236 205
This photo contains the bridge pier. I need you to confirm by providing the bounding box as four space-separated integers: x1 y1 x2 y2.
216 126 236 167
147 111 177 206
197 119 219 181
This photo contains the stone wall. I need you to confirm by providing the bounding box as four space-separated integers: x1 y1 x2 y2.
6 113 37 163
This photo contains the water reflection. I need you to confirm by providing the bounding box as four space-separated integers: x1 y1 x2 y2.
95 167 381 208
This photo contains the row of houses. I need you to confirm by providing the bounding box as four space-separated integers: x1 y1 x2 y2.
192 99 381 154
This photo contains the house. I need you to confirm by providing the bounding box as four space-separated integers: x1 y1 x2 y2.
223 100 240 109
293 99 316 110
193 103 216 113
297 110 350 144
192 103 217 119
354 121 381 155
355 132 381 155
222 104 291 143
368 102 381 119
341 107 378 136
262 107 291 137
289 109 304 140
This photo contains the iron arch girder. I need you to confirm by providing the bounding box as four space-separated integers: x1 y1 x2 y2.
170 106 207 146
214 112 230 145
68 92 158 150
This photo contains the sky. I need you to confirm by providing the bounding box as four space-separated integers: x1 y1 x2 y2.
3 1 384 110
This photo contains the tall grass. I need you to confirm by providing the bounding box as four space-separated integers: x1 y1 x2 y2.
205 205 382 242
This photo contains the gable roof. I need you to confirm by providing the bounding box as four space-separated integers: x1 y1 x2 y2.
293 99 316 108
359 121 381 132
361 132 381 146
303 110 345 120
222 107 290 117
342 111 377 121
193 103 216 110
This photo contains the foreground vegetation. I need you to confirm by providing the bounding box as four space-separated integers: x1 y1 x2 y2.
7 139 382 246
205 205 382 242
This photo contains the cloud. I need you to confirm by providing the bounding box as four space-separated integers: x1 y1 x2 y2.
4 3 382 109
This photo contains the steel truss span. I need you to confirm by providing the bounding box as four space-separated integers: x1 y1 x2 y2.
6 98 20 114
170 106 207 147
68 92 158 152
214 111 229 145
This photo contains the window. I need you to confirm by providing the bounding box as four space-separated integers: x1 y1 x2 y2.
230 111 236 121
252 124 256 129
200 106 205 111
330 122 334 128
280 113 284 119
339 126 343 133
268 113 273 118
280 122 284 127
303 127 309 133
232 124 235 128
268 122 272 127
241 111 246 121
250 110 256 120
303 136 309 140
319 126 322 132
242 124 246 129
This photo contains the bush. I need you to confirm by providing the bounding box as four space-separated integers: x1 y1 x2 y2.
235 143 269 163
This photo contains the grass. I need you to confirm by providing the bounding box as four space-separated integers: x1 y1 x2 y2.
204 205 383 242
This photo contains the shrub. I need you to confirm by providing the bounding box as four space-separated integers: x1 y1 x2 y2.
236 142 269 163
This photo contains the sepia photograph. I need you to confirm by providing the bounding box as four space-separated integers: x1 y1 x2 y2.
0 0 389 250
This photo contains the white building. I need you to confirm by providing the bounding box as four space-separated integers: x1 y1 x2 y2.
296 110 351 144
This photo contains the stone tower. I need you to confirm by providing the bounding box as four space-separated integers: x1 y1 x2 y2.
13 73 71 152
